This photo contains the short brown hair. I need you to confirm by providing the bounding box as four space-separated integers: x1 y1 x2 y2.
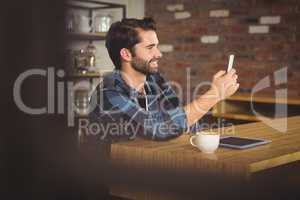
105 17 156 70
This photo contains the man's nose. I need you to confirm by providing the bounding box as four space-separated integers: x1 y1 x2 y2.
155 48 162 58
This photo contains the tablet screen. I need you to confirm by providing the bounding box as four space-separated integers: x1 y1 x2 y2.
220 137 263 146
219 136 271 149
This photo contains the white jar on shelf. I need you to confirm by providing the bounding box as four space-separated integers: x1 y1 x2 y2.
93 14 112 33
74 14 91 33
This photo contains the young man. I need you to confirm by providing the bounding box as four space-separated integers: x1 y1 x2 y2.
89 17 239 141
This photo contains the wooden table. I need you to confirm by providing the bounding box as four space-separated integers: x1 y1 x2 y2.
109 116 300 199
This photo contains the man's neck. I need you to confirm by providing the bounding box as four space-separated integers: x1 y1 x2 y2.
121 64 146 93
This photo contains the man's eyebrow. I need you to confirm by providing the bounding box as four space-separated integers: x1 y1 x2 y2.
145 44 155 48
145 43 158 48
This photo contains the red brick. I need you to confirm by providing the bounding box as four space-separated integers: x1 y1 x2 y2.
146 0 300 100
176 62 191 68
271 4 294 14
256 51 276 61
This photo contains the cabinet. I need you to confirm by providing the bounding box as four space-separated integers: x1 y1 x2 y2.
66 0 126 118
66 0 126 77
212 92 300 122
66 0 126 41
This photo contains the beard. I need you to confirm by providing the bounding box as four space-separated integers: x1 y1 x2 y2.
131 56 159 75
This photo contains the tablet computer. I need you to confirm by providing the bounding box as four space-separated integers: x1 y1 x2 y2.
220 136 271 149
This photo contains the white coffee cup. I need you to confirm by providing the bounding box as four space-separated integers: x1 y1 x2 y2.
190 131 220 154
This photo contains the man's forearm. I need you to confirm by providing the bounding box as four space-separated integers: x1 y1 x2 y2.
183 89 220 127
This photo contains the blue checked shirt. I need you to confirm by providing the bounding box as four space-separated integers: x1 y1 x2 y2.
89 70 201 141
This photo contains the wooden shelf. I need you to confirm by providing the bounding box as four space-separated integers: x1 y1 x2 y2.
227 92 300 105
67 69 112 78
67 32 106 40
212 92 300 122
75 112 89 117
212 113 261 122
67 71 102 78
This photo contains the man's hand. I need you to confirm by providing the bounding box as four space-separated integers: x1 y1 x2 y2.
183 68 239 127
208 69 239 102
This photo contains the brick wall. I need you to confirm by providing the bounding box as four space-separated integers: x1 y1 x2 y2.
146 0 300 102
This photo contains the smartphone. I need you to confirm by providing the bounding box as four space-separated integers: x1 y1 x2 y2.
227 54 234 72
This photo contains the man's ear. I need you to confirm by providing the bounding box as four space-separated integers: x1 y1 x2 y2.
120 48 132 62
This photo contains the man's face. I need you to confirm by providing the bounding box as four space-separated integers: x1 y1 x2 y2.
130 30 162 75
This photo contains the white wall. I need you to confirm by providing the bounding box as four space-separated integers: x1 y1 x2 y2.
68 0 145 71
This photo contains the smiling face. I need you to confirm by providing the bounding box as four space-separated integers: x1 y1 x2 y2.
130 29 162 75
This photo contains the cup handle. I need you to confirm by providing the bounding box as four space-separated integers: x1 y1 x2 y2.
190 135 197 147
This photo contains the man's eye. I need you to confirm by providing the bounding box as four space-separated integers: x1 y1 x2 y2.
147 45 155 49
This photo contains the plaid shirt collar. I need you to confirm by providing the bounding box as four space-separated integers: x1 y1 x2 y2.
111 70 157 99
